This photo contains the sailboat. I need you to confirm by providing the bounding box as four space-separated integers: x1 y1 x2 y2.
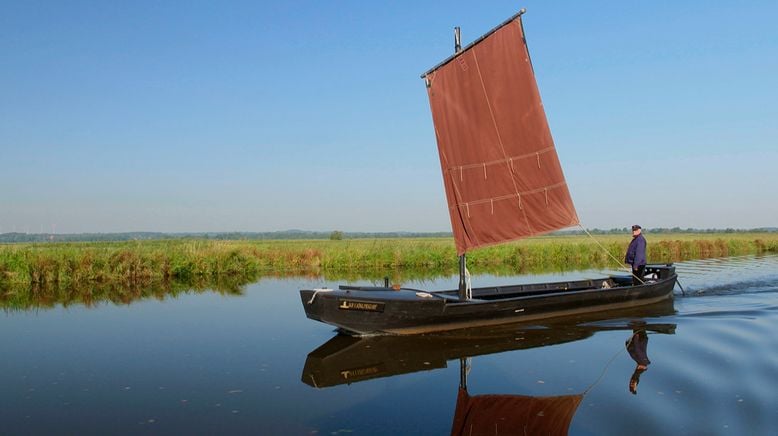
299 9 678 335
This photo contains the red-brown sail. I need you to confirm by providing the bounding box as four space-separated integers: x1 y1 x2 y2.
424 14 578 255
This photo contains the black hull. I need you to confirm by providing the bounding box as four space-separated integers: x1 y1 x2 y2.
300 264 677 335
302 298 676 388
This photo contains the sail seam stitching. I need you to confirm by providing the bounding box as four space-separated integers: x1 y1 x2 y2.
444 146 555 172
472 49 532 232
429 106 477 253
450 182 568 209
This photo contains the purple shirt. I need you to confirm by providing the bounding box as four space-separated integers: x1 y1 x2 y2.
625 234 647 267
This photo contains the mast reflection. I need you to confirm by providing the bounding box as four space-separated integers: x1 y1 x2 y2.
301 300 676 435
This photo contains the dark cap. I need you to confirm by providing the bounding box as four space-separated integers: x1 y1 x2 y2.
631 225 642 231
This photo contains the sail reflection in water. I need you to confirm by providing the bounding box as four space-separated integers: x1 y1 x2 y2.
302 301 676 435
452 366 582 436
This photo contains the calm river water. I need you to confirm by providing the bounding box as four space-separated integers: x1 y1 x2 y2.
2 255 778 435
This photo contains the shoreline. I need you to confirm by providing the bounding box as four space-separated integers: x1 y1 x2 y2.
1 233 776 289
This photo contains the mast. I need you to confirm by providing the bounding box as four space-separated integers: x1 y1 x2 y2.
421 8 526 78
458 253 467 299
453 25 467 300
459 357 468 389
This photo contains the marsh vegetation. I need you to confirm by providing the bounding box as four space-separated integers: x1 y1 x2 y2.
1 233 776 309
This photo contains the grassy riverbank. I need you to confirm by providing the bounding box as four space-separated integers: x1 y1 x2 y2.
1 233 776 290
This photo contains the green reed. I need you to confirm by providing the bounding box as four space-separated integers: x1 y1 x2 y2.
1 233 776 310
1 234 776 291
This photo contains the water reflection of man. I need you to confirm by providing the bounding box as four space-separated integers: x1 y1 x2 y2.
625 329 650 395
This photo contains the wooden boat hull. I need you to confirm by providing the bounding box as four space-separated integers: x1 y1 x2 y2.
300 264 677 335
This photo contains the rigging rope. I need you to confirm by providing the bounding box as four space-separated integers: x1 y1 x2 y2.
307 288 333 304
577 224 687 295
582 335 628 395
577 224 645 285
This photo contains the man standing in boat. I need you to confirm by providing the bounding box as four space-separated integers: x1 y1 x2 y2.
625 225 646 285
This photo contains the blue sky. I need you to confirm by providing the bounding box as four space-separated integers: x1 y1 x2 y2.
2 1 776 233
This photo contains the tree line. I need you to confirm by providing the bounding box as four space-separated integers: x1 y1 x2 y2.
1 227 774 244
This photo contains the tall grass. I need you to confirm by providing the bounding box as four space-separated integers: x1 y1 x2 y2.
1 233 776 310
1 233 776 290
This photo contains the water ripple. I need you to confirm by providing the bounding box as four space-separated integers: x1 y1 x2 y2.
674 254 778 297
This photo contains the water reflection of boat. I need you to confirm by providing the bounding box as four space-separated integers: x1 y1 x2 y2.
303 301 675 435
302 299 675 388
300 8 678 335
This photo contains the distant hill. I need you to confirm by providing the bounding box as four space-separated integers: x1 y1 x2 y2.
0 227 774 244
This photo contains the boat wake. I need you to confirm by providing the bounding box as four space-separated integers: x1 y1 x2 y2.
681 278 778 297
673 254 778 297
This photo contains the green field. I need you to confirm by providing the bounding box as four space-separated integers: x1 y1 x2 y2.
1 233 776 310
2 233 776 287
